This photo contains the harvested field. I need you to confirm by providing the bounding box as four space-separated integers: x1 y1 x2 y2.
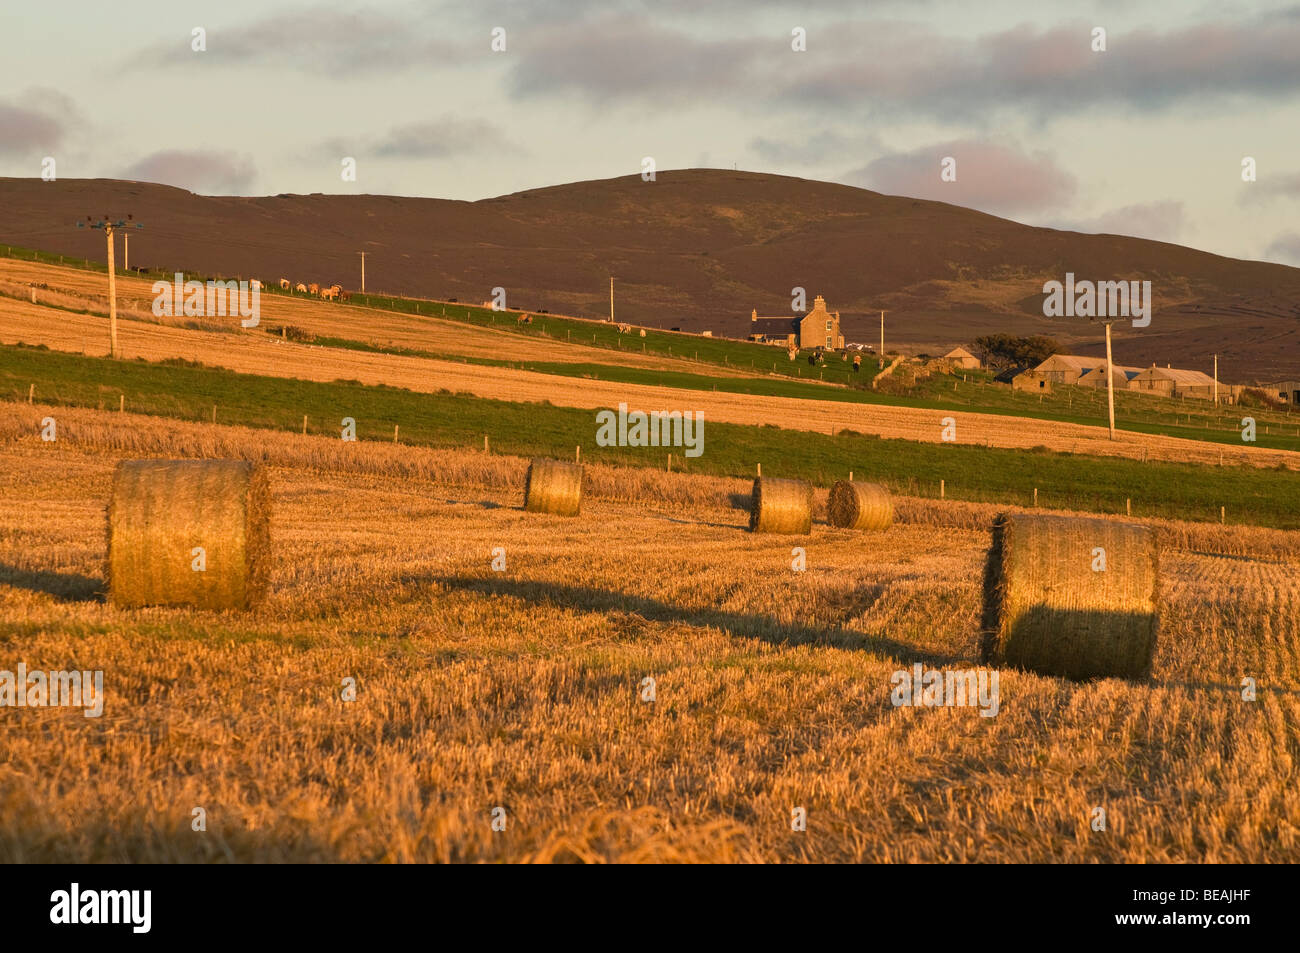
0 258 743 375
4 402 1297 561
3 291 1298 472
2 432 1297 862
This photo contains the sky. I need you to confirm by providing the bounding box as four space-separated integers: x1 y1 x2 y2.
2 0 1299 265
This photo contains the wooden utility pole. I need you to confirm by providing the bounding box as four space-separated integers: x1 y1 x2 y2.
105 225 118 358
879 310 886 369
78 214 141 359
1104 321 1116 440
124 230 131 273
356 251 367 293
1213 354 1219 405
609 276 615 323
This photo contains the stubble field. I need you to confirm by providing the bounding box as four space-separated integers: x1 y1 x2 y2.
2 414 1297 863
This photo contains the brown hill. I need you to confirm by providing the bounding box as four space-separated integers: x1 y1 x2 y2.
2 170 1298 381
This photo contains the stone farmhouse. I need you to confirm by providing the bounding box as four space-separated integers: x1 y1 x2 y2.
749 295 845 350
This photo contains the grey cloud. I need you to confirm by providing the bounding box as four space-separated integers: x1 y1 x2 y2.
1241 171 1300 204
782 14 1300 119
1057 201 1187 243
497 10 1300 122
318 116 524 160
841 140 1077 217
0 88 79 156
505 14 762 104
129 4 466 75
1264 231 1300 266
120 150 257 194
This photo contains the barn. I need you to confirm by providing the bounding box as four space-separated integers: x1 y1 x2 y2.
1130 365 1220 400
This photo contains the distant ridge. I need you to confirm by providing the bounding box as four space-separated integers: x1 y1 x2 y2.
3 169 1298 380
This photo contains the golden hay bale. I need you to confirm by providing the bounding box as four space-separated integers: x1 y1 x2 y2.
749 477 813 534
523 458 583 516
107 459 270 610
827 480 894 530
981 513 1159 681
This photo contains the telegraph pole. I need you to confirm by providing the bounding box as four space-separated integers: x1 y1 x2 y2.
77 214 142 358
609 276 615 323
1213 354 1219 405
1104 320 1116 440
356 251 367 293
879 310 887 369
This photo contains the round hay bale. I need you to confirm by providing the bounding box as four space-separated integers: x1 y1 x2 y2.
827 480 894 530
749 477 813 534
981 513 1159 681
108 459 270 610
523 458 583 516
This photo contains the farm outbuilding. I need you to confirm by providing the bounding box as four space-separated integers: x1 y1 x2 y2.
942 346 981 370
1076 364 1141 390
1029 354 1110 386
1261 380 1300 405
1130 365 1220 400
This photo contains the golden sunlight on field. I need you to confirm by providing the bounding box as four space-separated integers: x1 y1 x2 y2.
1 413 1297 862
3 275 1298 472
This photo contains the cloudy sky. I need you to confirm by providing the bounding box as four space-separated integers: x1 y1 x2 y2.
2 0 1299 265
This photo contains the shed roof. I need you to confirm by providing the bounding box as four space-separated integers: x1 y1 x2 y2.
1133 366 1217 386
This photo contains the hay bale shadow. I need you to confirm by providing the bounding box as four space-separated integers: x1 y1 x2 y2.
429 574 964 667
0 563 104 603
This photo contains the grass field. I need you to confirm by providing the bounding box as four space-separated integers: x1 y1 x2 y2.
4 349 1300 528
2 426 1297 862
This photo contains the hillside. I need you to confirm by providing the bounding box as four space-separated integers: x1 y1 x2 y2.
3 170 1299 380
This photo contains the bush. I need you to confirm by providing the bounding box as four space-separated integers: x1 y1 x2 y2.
1238 387 1288 411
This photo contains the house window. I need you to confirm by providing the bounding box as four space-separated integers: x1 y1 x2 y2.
825 320 832 331
826 336 832 347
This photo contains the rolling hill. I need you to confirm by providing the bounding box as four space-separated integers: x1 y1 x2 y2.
3 170 1298 380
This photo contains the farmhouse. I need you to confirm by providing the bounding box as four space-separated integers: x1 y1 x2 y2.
749 295 844 350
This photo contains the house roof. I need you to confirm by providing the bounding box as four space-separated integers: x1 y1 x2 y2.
943 347 978 360
1035 354 1107 373
1078 364 1143 382
1133 366 1217 386
750 316 797 328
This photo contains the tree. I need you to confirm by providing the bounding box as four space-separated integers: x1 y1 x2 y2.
973 334 1065 369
